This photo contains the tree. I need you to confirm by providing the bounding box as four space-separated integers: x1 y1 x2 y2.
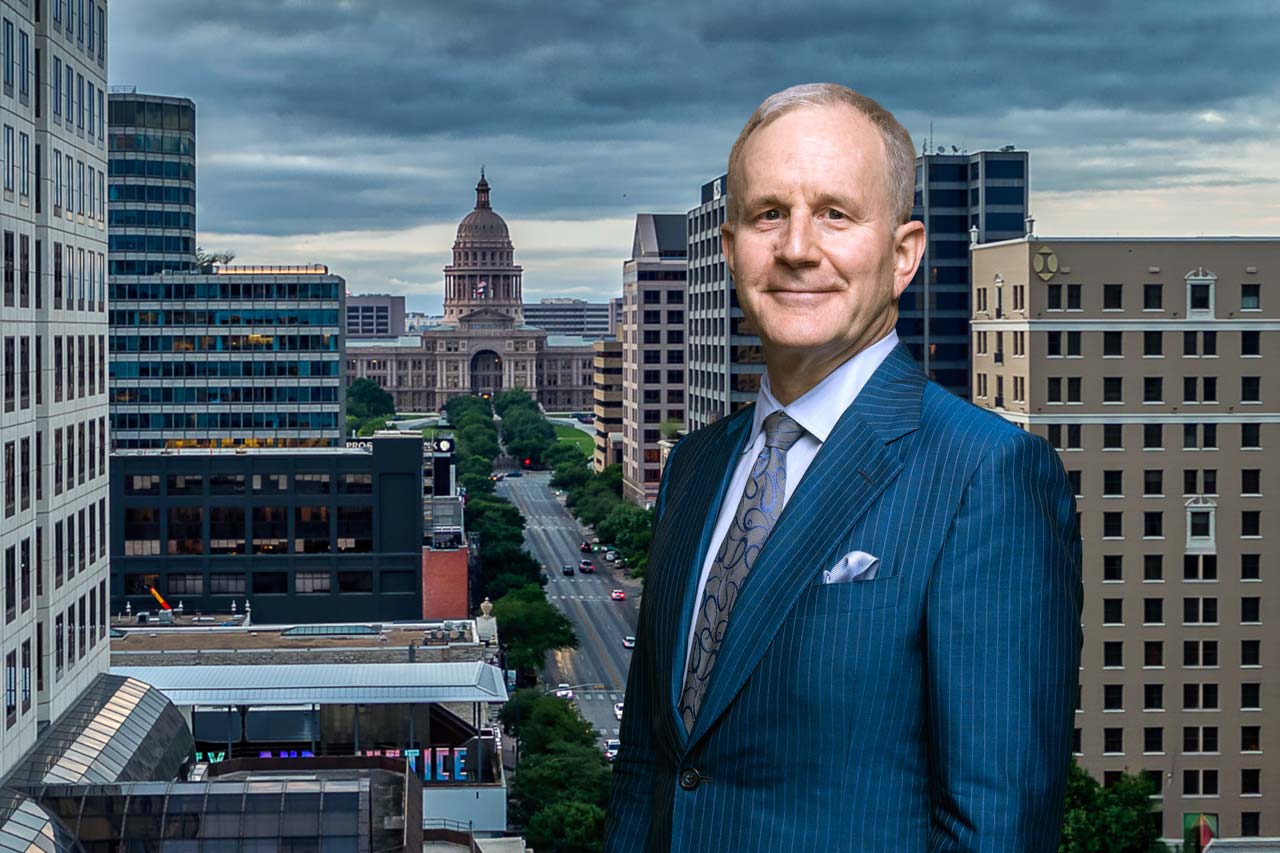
544 442 586 470
659 417 684 441
525 801 606 853
347 378 395 421
491 584 578 672
518 691 598 755
457 422 501 461
194 247 236 268
457 454 495 481
493 388 539 419
465 496 527 553
1058 760 1162 853
512 742 611 824
551 458 593 491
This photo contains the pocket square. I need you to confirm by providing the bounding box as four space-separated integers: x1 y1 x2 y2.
823 550 880 584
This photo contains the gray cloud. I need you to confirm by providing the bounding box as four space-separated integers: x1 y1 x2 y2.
107 0 1279 299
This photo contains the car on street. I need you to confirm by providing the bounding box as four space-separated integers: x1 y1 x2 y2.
603 551 617 562
554 683 574 699
561 565 575 576
604 739 620 762
505 471 523 478
614 702 625 721
610 589 626 601
622 636 636 649
579 541 593 553
578 559 595 573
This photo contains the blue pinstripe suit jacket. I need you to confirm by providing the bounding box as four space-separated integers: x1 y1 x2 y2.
605 343 1083 852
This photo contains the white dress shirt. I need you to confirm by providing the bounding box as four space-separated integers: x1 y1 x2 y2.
683 330 900 674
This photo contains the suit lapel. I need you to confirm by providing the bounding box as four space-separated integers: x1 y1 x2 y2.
685 343 927 749
647 408 754 753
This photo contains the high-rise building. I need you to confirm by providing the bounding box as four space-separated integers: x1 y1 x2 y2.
0 0 112 775
522 298 610 339
592 338 623 472
620 214 686 506
972 236 1277 842
105 91 196 276
108 265 346 449
346 293 405 338
686 174 763 430
902 148 1028 399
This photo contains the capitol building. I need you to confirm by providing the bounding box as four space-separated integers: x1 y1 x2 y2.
345 174 595 413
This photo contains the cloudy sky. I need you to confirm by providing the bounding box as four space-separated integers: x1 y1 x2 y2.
109 0 1279 313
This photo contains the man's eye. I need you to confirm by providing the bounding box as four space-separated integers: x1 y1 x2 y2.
760 209 781 221
826 209 845 220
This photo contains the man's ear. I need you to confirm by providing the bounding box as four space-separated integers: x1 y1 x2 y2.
892 219 926 299
720 222 736 282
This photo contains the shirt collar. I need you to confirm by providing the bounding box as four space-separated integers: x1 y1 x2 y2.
745 330 900 454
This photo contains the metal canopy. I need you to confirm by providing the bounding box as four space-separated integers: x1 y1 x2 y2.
111 661 508 707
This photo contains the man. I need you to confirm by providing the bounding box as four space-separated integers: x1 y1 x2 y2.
605 83 1082 852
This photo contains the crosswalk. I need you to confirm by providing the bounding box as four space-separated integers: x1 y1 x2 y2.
575 691 624 702
546 594 627 602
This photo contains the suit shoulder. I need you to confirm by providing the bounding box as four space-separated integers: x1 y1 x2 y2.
674 403 755 458
916 381 1052 470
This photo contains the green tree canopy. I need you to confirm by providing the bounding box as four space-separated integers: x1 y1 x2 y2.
517 690 598 755
465 495 527 552
512 741 611 825
524 801 606 853
457 454 495 481
346 378 395 421
1058 760 1162 853
492 584 578 673
445 395 492 425
493 388 540 419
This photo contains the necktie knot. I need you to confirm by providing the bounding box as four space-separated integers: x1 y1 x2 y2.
763 410 805 451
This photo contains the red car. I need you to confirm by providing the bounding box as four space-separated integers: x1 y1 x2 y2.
578 559 595 573
610 589 626 601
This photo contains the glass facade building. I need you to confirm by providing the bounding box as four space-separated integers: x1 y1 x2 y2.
106 92 196 276
108 266 346 449
901 149 1029 398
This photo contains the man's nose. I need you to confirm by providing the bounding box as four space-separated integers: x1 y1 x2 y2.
774 214 821 268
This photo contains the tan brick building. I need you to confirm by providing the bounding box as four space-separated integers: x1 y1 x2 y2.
971 236 1276 842
592 338 623 472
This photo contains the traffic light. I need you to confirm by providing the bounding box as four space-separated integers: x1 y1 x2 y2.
523 457 532 467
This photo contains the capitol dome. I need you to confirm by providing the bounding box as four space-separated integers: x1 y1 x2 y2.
454 171 510 243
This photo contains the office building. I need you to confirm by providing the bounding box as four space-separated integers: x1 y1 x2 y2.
106 91 196 276
345 174 594 413
903 148 1028 398
108 264 345 449
0 0 112 777
522 297 611 339
686 173 763 429
110 433 424 623
971 236 1277 842
346 292 405 338
620 214 686 506
592 338 623 471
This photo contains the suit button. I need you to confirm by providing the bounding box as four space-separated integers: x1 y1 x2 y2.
679 768 700 790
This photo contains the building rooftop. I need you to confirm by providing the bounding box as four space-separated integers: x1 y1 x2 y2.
546 334 597 348
977 234 1280 249
110 619 479 651
112 661 509 706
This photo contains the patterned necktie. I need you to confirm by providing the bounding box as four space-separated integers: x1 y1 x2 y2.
680 410 806 732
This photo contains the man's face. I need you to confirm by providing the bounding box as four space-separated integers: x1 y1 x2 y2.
723 105 923 363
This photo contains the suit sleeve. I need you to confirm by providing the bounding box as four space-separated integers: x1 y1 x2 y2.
604 438 683 853
926 430 1083 852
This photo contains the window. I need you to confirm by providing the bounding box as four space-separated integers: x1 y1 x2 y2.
1143 377 1162 403
1184 554 1217 581
1103 423 1123 449
1242 683 1260 710
1143 598 1163 625
1183 769 1218 796
1103 377 1123 403
1242 510 1260 537
1241 283 1260 310
1241 330 1261 356
1103 331 1122 356
166 573 203 595
1103 641 1123 667
252 572 288 595
1143 423 1163 450
1184 725 1218 753
1102 283 1123 310
1241 597 1260 623
1242 423 1260 449
1103 555 1123 582
1184 639 1219 667
1144 283 1163 310
1103 512 1123 539
1144 641 1163 667
1103 727 1123 754
296 572 330 594
1103 470 1123 497
337 571 373 593
1066 283 1081 310
209 573 246 595
1143 511 1163 538
167 507 203 555
1184 597 1218 625
1142 330 1162 356
1242 725 1261 752
1144 683 1164 711
1241 639 1260 667
1144 727 1163 753
1241 376 1260 403
1143 470 1162 496
1103 599 1123 625
1183 683 1219 710
4 651 14 728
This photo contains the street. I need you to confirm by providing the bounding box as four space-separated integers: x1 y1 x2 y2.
496 471 642 744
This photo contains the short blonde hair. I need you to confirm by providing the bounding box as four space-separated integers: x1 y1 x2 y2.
726 83 916 226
